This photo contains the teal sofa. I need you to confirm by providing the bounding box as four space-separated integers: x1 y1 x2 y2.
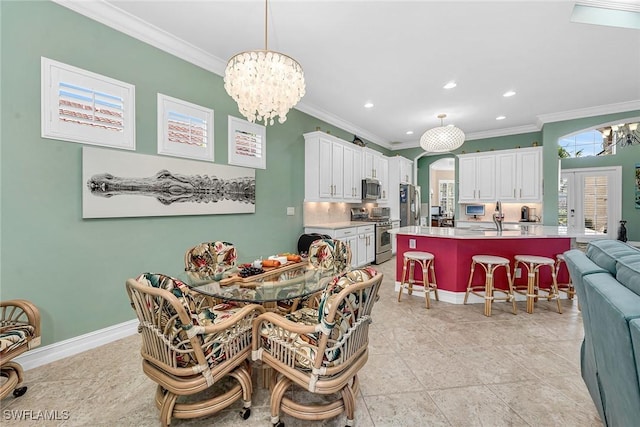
564 239 640 426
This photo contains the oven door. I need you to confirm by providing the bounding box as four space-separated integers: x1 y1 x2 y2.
376 224 392 253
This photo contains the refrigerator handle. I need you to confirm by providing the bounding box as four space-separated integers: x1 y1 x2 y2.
414 186 421 223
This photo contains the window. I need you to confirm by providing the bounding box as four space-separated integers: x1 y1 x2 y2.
558 129 613 158
438 180 455 216
41 57 135 150
157 94 214 161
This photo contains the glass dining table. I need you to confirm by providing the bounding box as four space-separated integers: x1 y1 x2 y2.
181 262 339 307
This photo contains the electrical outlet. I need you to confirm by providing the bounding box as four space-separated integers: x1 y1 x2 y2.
286 207 295 216
515 268 522 279
409 239 416 249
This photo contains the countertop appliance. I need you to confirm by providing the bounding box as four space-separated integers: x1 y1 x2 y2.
400 184 420 227
521 206 530 222
351 207 392 265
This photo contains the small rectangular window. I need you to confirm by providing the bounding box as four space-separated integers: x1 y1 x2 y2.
157 94 214 161
41 57 135 150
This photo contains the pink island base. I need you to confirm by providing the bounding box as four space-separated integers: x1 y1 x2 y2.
395 234 571 296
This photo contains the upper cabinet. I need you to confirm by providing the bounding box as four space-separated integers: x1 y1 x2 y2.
495 147 542 202
362 147 389 203
387 156 413 219
458 153 496 202
459 146 542 203
304 132 388 203
342 144 362 201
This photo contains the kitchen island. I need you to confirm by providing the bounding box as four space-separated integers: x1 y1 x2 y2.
390 225 603 304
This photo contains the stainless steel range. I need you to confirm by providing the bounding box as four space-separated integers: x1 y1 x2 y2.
351 207 392 264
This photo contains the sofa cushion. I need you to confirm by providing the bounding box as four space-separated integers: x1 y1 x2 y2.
584 272 640 426
617 260 640 296
586 239 640 275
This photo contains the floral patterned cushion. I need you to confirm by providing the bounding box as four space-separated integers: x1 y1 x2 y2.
260 267 378 370
308 239 351 273
186 241 237 280
136 273 240 368
0 325 35 353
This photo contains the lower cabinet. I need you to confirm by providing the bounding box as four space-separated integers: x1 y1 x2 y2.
304 225 374 267
356 225 375 266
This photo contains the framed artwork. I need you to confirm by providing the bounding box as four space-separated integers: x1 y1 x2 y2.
41 57 136 150
157 94 214 161
82 147 255 218
228 115 266 169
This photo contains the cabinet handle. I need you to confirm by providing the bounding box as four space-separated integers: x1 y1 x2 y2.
514 189 516 198
520 189 522 198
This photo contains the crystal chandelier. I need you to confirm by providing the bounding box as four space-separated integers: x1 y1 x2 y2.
420 114 466 153
224 0 305 126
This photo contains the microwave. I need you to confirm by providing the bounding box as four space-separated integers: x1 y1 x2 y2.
362 178 381 200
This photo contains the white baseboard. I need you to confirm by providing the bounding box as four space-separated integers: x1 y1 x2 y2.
14 319 138 371
394 282 571 305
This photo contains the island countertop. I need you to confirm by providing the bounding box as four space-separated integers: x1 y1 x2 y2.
390 225 605 240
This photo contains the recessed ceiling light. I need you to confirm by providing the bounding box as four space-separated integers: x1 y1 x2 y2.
443 81 457 89
496 115 506 120
364 102 374 108
406 131 414 135
503 90 516 97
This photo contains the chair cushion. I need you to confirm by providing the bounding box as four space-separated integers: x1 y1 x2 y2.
136 273 240 368
308 239 350 273
186 241 237 280
0 325 35 353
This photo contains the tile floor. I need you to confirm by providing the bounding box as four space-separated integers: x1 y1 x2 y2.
2 258 602 426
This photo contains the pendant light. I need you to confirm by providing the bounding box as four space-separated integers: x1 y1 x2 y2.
420 114 466 153
223 0 305 126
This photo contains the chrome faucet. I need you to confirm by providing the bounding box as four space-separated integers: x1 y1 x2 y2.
493 201 504 232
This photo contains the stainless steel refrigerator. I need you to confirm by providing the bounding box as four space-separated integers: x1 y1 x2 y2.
400 184 421 227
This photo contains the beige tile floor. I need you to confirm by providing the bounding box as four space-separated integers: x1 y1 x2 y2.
1 258 602 426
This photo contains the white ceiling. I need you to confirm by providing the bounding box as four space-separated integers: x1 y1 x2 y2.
58 0 640 150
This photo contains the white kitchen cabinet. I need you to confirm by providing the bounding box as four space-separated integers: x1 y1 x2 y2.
495 147 542 202
305 131 360 202
391 220 400 254
362 147 389 203
343 235 358 269
342 144 362 201
378 155 389 203
458 153 496 202
356 225 375 266
388 156 413 220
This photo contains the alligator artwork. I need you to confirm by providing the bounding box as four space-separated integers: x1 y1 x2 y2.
87 169 256 205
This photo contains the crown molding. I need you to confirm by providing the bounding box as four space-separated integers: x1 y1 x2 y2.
51 0 227 75
536 100 640 127
294 102 391 149
575 0 640 13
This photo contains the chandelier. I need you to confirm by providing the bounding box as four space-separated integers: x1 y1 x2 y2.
420 114 466 153
224 0 305 126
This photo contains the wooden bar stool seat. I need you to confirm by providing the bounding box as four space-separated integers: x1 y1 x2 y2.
398 251 439 308
464 255 517 316
513 255 562 314
555 254 575 300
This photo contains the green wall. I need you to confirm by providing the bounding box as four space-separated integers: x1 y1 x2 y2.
543 111 640 232
0 1 384 345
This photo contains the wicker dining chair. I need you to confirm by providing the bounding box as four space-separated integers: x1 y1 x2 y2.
126 273 264 427
0 299 41 399
252 267 383 427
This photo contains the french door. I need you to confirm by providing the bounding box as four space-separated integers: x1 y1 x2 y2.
559 167 621 238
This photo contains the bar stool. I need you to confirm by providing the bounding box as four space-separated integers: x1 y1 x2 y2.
513 255 562 314
398 251 439 308
464 255 517 317
555 254 575 300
